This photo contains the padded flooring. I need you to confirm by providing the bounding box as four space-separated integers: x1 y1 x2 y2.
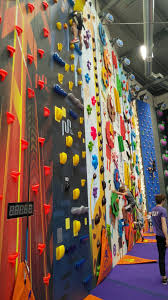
88 234 168 300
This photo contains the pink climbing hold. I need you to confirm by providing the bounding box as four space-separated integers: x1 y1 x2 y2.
91 126 97 141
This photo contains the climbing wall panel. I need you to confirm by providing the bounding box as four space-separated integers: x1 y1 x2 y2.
136 100 160 210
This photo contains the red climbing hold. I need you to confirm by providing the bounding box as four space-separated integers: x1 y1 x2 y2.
38 243 46 255
43 107 50 117
0 16 1 24
32 184 40 193
38 137 45 146
0 69 8 81
10 171 21 181
44 166 51 176
44 204 51 215
21 139 29 150
28 3 35 13
6 112 15 124
38 49 45 58
28 88 35 98
7 45 15 57
42 1 48 10
43 27 49 38
38 79 44 90
0 195 2 200
27 54 34 64
8 253 18 266
43 273 51 286
15 25 23 36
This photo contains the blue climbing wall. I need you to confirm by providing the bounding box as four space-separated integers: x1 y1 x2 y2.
136 100 160 211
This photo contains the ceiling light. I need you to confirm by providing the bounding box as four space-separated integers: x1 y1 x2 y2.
140 45 147 60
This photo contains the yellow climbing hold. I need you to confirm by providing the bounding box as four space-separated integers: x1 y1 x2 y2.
73 220 81 237
70 54 75 60
82 151 86 158
56 22 62 30
73 188 80 200
65 64 70 72
73 154 80 167
81 179 86 187
78 131 82 139
58 73 64 84
80 117 84 124
63 23 68 30
69 19 73 26
55 106 63 122
60 152 67 165
78 81 82 86
77 68 82 75
71 64 75 72
57 43 63 51
69 81 74 91
56 245 65 260
70 43 75 49
66 136 73 147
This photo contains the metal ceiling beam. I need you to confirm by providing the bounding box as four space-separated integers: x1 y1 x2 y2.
138 74 168 93
101 0 120 13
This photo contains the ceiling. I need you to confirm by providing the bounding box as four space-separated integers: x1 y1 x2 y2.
98 0 168 96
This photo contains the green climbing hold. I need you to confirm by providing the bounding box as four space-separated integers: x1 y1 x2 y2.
118 136 125 152
88 141 94 152
111 192 119 217
87 105 92 115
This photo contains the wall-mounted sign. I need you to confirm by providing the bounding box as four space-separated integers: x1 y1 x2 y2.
7 202 34 219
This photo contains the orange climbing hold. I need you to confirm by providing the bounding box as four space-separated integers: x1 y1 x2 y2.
143 233 156 237
117 255 157 265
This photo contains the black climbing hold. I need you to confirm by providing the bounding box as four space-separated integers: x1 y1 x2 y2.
102 196 106 206
95 214 100 225
92 37 95 42
99 146 102 151
97 240 101 248
88 14 90 19
100 166 104 174
97 101 100 106
102 180 106 190
101 156 104 161
93 173 97 179
100 139 103 144
97 112 100 116
98 131 101 136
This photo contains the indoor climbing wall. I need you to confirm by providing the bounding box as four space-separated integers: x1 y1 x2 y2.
82 1 111 285
0 0 92 300
137 100 160 211
82 1 145 269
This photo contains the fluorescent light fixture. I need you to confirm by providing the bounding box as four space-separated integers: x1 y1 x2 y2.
140 45 147 60
140 45 154 60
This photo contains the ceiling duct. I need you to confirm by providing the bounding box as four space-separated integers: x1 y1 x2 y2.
143 0 155 77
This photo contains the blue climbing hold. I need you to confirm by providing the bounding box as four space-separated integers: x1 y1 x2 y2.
74 44 82 56
53 52 65 66
53 84 67 97
92 155 98 169
69 109 78 120
85 73 90 84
